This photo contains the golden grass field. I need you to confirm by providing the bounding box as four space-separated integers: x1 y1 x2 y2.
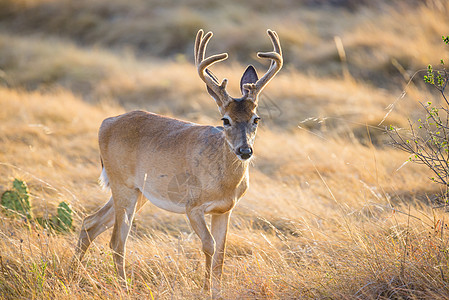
1 0 449 298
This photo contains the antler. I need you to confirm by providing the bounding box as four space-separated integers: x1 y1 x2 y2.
243 29 283 101
194 30 230 104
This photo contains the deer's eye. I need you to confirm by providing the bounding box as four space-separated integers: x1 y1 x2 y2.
221 118 231 126
253 117 260 125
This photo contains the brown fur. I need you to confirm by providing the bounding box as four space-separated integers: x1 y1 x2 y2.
225 100 256 122
73 29 282 297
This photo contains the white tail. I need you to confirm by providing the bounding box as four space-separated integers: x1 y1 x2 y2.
73 29 283 296
98 166 109 190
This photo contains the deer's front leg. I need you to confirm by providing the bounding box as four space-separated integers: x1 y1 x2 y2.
211 211 230 294
186 207 215 294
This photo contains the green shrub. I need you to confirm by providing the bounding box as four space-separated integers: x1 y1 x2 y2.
389 36 449 203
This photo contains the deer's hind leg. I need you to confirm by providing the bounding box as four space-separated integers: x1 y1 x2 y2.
109 187 144 282
75 197 115 262
72 188 147 280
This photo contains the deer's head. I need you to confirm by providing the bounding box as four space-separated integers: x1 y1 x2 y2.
194 29 283 161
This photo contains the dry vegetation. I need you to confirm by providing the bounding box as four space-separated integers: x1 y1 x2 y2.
1 0 449 298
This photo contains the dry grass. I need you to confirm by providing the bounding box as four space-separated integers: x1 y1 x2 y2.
1 0 449 299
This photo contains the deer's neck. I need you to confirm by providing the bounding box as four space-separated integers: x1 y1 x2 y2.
192 125 249 190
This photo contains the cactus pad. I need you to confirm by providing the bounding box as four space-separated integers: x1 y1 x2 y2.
1 179 32 219
56 201 73 231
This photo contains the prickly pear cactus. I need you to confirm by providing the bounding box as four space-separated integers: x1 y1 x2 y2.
1 179 32 219
56 201 73 231
12 179 30 201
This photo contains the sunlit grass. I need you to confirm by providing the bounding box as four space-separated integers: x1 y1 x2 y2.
1 0 449 298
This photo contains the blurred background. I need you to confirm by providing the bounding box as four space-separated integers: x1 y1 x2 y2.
1 1 448 131
1 0 449 298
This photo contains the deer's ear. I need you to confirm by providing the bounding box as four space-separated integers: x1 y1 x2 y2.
240 65 258 95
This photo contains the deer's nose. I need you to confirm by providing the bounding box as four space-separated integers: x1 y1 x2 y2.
238 147 253 160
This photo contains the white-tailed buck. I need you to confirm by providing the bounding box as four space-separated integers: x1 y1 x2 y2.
74 29 282 294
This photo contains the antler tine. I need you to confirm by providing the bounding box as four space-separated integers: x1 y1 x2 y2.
194 29 230 100
194 29 204 66
244 29 283 99
196 30 214 66
198 54 228 83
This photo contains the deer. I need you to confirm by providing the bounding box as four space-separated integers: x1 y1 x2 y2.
73 29 283 295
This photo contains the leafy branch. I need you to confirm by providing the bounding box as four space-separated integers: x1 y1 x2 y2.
388 36 449 202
